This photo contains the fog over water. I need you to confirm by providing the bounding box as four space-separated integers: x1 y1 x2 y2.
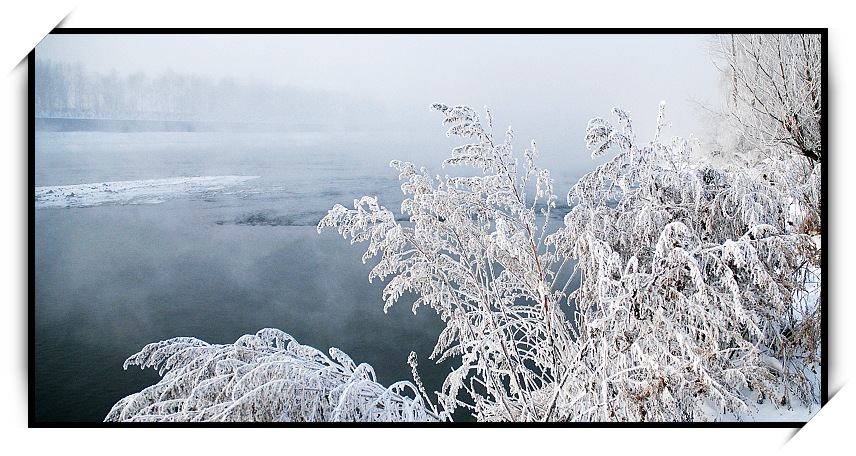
36 33 723 177
34 33 724 422
35 131 460 421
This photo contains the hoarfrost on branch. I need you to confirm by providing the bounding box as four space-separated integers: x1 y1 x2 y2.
105 328 441 422
315 101 820 421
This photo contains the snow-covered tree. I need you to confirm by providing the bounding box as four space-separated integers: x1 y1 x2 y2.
713 34 822 164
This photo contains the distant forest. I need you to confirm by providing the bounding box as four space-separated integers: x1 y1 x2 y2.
34 59 389 128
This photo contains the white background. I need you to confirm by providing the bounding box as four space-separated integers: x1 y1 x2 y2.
3 1 850 454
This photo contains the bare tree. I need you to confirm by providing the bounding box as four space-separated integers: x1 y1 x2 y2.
712 34 822 164
709 34 822 236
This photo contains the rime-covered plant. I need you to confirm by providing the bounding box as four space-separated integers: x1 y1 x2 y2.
320 102 820 422
713 34 821 164
319 104 576 421
109 101 821 422
545 103 821 420
711 33 822 234
105 328 440 422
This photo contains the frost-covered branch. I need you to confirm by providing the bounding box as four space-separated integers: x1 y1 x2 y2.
319 104 572 421
709 34 822 235
105 329 441 422
317 102 821 422
713 34 822 164
545 103 821 420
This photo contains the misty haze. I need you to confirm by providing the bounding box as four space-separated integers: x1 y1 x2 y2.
33 33 821 423
29 33 724 422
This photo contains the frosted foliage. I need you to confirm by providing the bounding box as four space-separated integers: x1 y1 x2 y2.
320 103 820 422
105 329 440 422
711 34 822 235
320 104 573 421
547 103 820 421
109 100 820 422
713 34 821 163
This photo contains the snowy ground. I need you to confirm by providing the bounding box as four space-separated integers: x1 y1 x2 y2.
745 401 819 422
711 397 820 422
34 175 260 209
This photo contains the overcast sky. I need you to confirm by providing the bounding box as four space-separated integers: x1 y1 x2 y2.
36 32 725 176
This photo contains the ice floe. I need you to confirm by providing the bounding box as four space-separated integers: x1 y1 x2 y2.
34 175 260 209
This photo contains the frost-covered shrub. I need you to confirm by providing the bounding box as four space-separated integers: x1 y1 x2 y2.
109 101 821 423
545 103 821 421
320 103 821 422
710 33 822 235
105 328 440 422
319 104 574 421
712 34 822 164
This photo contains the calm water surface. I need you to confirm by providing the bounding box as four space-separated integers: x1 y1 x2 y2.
34 128 577 422
34 130 457 422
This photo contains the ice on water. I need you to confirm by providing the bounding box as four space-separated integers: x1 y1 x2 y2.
34 175 261 209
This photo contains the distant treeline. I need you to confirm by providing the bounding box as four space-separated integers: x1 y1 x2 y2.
34 59 387 128
34 117 341 133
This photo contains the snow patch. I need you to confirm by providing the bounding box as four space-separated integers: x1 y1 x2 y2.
34 175 260 209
